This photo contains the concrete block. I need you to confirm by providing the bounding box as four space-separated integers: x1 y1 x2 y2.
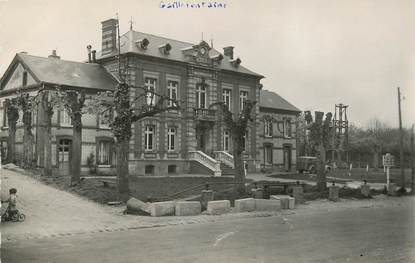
150 201 175 217
201 190 214 210
361 185 371 197
329 186 340 201
254 199 281 212
388 183 397 196
126 197 150 214
207 200 231 215
270 195 295 209
251 188 264 199
175 201 201 216
235 198 256 212
292 186 304 204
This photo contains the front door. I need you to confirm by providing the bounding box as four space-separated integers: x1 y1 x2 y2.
58 139 72 174
195 122 211 154
283 146 292 171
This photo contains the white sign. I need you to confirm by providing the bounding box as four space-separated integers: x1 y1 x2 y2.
382 153 394 167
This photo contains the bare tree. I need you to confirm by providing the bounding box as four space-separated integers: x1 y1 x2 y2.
58 90 86 185
305 111 333 191
210 100 256 194
93 82 180 201
16 92 35 168
5 98 19 164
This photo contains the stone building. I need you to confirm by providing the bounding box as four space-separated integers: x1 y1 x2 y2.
0 18 299 176
258 90 301 172
0 51 118 174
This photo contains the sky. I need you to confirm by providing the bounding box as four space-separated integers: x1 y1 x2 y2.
0 0 414 128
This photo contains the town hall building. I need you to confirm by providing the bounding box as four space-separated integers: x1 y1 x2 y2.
0 18 300 176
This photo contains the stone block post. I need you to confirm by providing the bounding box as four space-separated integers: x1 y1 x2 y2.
329 184 340 201
361 181 371 197
201 190 214 210
292 186 304 204
251 188 264 199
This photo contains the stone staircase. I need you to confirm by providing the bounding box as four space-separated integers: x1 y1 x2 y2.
220 163 235 176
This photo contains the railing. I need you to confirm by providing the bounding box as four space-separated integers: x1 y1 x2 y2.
189 150 221 177
214 151 234 168
194 108 216 120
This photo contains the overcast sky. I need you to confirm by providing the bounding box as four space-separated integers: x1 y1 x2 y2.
0 0 414 128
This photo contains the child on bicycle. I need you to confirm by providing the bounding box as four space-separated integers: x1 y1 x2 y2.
7 188 18 217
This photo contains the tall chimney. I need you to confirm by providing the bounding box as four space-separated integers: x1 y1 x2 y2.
101 18 118 56
87 45 92 62
92 50 97 63
48 50 60 59
223 46 234 59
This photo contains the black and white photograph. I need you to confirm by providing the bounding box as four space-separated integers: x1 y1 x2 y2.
0 0 414 262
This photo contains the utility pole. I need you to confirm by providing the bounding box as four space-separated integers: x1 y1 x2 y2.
411 125 414 195
397 87 405 191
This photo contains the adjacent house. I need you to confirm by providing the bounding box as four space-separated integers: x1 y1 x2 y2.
258 90 301 172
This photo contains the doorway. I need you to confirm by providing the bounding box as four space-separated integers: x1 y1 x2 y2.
57 138 72 174
283 145 292 171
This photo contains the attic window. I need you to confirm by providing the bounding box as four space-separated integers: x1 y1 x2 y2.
159 43 172 55
230 58 242 67
136 38 150 49
22 71 28 86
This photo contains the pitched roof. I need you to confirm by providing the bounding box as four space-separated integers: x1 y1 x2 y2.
1 53 118 91
97 30 263 78
259 89 301 113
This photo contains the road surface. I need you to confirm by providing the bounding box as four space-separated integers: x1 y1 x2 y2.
3 197 414 263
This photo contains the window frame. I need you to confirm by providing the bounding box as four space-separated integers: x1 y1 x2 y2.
222 88 232 111
167 127 176 151
223 130 230 152
60 110 72 127
239 90 248 111
167 80 178 107
196 83 207 109
144 77 157 106
144 125 155 151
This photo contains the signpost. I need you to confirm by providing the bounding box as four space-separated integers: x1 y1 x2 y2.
383 153 395 189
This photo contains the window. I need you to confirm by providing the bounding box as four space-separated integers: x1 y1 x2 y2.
265 144 273 165
167 80 178 107
284 119 292 138
167 127 176 151
99 109 112 129
168 165 177 174
242 130 248 152
97 140 112 165
223 130 230 152
22 72 28 87
145 77 157 106
239 91 248 111
144 125 155 151
60 110 72 126
145 165 155 175
196 83 206 109
222 89 231 110
264 119 273 137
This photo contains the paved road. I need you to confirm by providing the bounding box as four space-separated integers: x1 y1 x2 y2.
3 198 414 263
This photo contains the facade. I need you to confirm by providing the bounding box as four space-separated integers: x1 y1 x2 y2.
0 52 118 174
258 90 301 172
96 19 263 175
0 19 300 176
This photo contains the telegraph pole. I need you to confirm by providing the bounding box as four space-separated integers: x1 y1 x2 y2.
397 87 405 191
